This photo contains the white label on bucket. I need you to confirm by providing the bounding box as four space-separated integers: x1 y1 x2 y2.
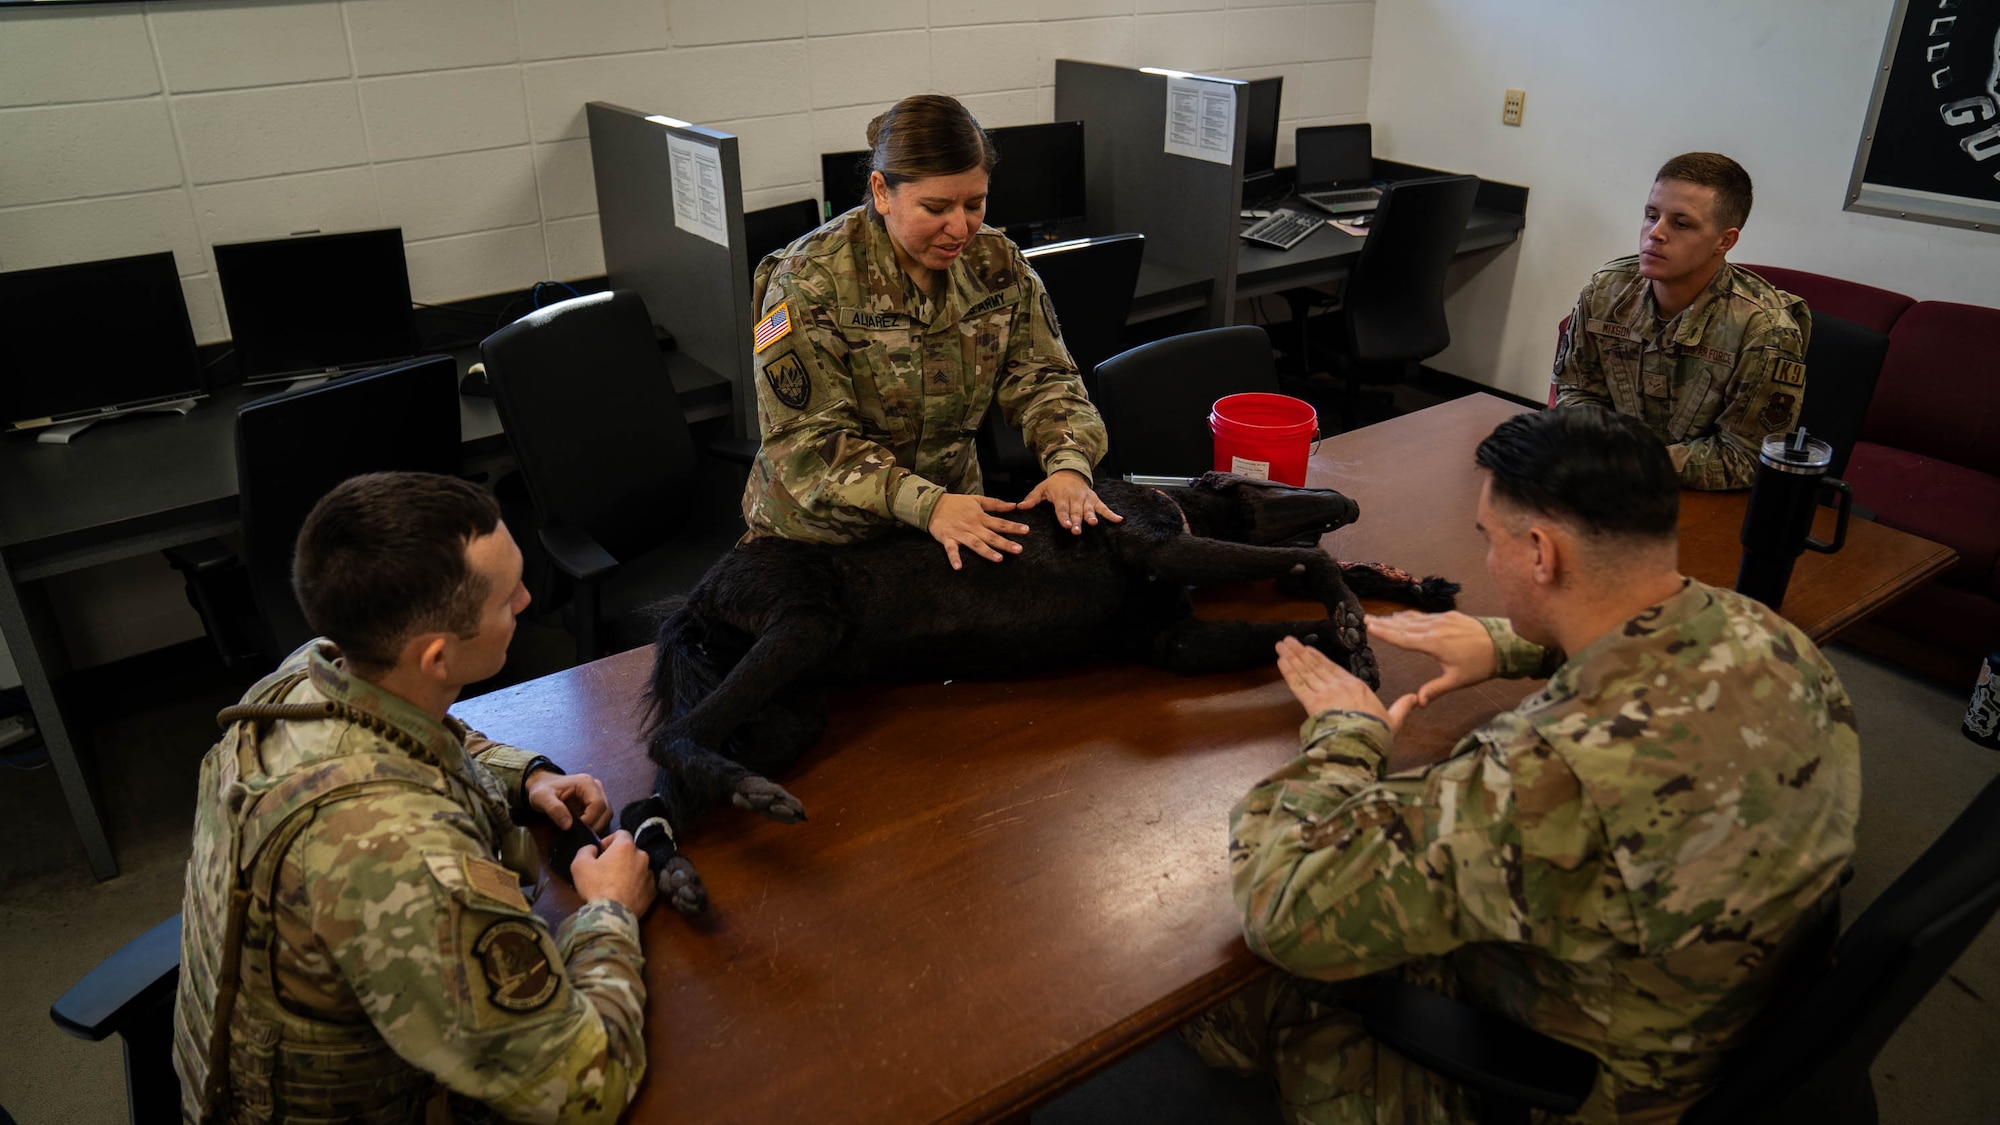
1230 456 1272 480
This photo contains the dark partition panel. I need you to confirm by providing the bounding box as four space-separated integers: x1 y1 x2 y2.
586 102 755 437
1054 60 1247 329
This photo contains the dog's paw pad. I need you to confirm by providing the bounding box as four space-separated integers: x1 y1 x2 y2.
731 777 807 824
1348 647 1381 690
658 855 708 915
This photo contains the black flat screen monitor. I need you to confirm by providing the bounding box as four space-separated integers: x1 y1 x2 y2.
0 251 206 432
1296 123 1375 189
819 120 1087 233
214 229 419 384
1243 76 1283 179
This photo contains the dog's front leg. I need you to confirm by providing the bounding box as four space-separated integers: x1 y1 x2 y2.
1132 537 1369 662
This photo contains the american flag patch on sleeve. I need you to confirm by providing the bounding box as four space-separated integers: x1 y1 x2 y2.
753 304 793 353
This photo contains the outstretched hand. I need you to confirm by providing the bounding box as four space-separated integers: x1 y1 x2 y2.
524 768 612 832
1017 469 1123 535
1365 610 1498 706
929 492 1030 570
1275 636 1416 735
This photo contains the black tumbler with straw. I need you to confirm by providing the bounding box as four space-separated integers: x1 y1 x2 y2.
1735 427 1853 611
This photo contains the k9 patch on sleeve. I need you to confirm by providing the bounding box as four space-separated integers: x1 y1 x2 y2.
762 350 811 410
1770 357 1807 387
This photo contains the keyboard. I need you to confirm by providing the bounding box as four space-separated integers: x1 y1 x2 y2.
1241 208 1326 250
1307 188 1380 206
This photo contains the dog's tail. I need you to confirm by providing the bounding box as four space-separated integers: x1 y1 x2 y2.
1339 561 1461 612
642 596 720 739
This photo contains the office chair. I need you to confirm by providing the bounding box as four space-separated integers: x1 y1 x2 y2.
479 290 742 659
978 233 1147 496
743 198 823 269
1279 174 1481 432
1795 310 1889 481
1092 325 1280 480
49 914 182 1125
168 355 462 667
1349 770 2000 1124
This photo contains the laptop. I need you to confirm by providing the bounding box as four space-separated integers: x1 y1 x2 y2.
1293 124 1382 216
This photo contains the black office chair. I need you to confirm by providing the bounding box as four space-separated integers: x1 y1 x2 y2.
1279 174 1481 432
1351 770 2000 1124
49 914 182 1125
743 198 823 270
1795 310 1889 481
978 233 1147 496
1092 325 1280 480
479 290 742 659
168 355 462 667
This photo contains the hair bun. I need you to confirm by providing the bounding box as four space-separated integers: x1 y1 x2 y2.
865 113 886 151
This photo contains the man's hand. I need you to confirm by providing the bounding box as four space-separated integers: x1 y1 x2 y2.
1365 610 1498 706
928 492 1030 570
524 768 612 832
1276 636 1416 735
569 830 657 916
1017 468 1123 535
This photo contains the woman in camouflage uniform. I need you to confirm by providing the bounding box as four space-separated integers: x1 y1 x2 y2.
744 94 1118 570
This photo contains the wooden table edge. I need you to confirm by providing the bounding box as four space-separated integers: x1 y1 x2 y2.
1811 545 1959 643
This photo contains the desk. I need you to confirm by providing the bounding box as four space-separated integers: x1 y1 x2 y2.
1232 205 1526 302
452 393 1952 1125
0 352 729 880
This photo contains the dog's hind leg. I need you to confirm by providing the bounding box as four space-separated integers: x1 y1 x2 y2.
619 786 707 916
1334 561 1460 611
1129 537 1371 675
653 609 845 826
1143 616 1380 688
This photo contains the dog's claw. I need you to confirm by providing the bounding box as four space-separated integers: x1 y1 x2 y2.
732 776 807 823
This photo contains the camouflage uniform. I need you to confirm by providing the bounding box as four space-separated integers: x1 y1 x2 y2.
173 641 648 1124
742 206 1108 543
1554 258 1811 491
1188 579 1860 1124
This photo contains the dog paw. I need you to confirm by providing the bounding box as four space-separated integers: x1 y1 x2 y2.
658 854 708 916
1337 602 1367 654
1347 645 1381 689
1418 576 1462 612
731 776 807 824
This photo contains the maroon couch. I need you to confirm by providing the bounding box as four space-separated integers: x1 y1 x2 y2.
1743 266 1999 682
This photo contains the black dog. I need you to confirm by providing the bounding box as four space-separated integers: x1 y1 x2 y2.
604 473 1456 915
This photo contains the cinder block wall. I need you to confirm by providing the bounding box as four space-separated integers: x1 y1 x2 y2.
0 0 1375 674
0 0 1374 346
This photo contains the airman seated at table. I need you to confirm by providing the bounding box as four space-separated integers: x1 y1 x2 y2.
173 471 659 1125
1187 406 1860 1123
1553 152 1811 490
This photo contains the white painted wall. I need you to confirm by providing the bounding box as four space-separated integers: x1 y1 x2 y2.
0 0 1377 682
1368 0 2000 404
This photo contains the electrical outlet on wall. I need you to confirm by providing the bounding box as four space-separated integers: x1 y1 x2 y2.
1502 88 1525 126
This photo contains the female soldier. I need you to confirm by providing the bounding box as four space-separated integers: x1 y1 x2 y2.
743 94 1119 570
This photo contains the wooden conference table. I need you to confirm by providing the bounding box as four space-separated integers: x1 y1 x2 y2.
454 394 1955 1125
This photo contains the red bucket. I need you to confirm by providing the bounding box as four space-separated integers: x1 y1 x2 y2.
1209 393 1317 485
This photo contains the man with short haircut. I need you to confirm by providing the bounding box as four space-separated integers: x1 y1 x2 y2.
1189 407 1859 1123
174 472 657 1124
1554 152 1811 490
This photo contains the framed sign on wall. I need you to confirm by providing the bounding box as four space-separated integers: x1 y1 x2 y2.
1847 0 2000 233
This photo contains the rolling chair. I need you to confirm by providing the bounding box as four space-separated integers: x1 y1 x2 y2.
1795 310 1889 481
479 290 743 660
1092 325 1280 480
743 197 823 269
1280 174 1481 432
978 232 1146 496
168 355 462 668
49 914 182 1125
1349 770 2000 1124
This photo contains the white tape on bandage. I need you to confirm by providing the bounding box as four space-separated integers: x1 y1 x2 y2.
636 816 675 844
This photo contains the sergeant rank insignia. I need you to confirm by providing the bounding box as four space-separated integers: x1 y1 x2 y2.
753 304 793 354
474 919 559 1012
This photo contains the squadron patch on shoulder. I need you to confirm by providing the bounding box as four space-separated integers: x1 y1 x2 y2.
1552 313 1573 376
1042 291 1063 342
473 919 558 1012
1771 358 1807 387
1762 391 1797 431
753 304 793 354
763 350 811 410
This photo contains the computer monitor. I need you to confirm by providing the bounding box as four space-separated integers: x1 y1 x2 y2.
213 229 419 385
818 122 1087 236
1295 123 1375 189
821 150 870 219
0 252 206 433
1242 76 1283 179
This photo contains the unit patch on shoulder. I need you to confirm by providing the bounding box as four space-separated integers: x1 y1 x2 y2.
1771 358 1807 387
753 304 793 354
1042 291 1063 342
473 919 558 1012
1552 313 1573 376
1762 391 1797 431
763 350 811 410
